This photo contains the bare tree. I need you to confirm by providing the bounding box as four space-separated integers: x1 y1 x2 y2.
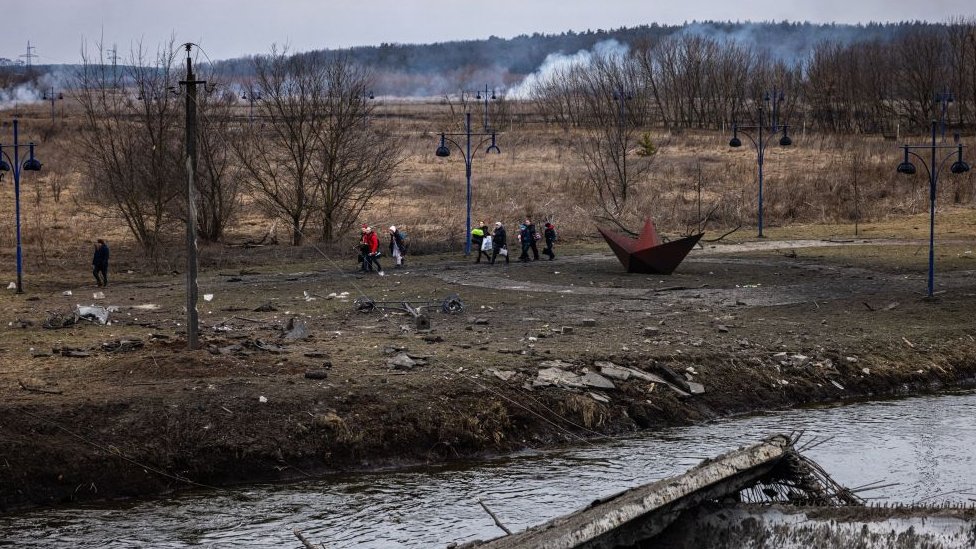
72 39 183 260
233 48 402 245
193 84 243 242
234 47 328 246
314 57 403 241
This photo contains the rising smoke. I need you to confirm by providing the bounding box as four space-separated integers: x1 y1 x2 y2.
506 39 630 99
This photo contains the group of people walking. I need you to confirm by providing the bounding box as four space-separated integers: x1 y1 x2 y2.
356 218 557 274
471 218 557 264
358 225 408 275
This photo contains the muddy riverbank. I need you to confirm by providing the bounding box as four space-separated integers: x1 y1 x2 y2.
3 238 976 512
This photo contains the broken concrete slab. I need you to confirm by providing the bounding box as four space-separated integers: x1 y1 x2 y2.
535 367 585 388
597 361 631 381
579 319 597 327
539 359 577 370
582 371 616 390
686 381 706 395
589 392 611 403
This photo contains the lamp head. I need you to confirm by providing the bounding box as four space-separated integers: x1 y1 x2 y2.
435 134 450 157
486 133 500 154
0 159 9 172
951 160 970 174
368 91 374 100
729 125 741 147
23 143 41 171
779 129 792 147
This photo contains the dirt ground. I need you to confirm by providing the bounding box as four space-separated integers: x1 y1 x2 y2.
3 234 976 512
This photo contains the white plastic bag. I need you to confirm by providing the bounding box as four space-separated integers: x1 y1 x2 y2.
481 235 493 251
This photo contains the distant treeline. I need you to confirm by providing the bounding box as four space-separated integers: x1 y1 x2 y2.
8 20 976 133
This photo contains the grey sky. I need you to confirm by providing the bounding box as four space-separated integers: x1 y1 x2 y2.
2 0 973 64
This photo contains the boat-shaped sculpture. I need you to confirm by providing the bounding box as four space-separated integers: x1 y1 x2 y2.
598 219 703 274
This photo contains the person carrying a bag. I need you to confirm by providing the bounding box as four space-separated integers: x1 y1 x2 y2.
490 221 509 265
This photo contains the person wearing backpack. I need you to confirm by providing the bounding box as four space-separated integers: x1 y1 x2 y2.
543 222 557 260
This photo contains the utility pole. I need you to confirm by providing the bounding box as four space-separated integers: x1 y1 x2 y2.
180 43 205 350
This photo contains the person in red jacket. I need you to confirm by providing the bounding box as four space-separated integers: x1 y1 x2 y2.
360 226 384 275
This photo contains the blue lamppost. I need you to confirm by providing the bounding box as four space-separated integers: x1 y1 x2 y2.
729 89 792 238
896 121 970 298
435 112 500 255
241 88 261 125
934 87 954 143
0 119 42 294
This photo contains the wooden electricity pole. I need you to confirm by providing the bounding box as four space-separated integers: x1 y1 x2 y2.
181 43 205 349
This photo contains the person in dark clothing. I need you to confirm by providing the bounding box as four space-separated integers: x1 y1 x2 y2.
389 226 407 268
472 221 492 263
524 218 540 261
543 222 557 260
519 219 540 262
490 221 509 265
92 239 109 287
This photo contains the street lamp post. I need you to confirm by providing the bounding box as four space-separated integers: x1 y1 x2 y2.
241 88 261 125
896 120 970 298
934 87 954 143
435 112 500 255
473 84 496 132
42 88 63 122
728 89 792 238
0 119 43 294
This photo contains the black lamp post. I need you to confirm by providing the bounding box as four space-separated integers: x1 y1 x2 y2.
728 89 792 238
241 88 262 125
435 112 500 255
42 88 63 122
472 84 496 132
896 120 970 298
0 119 42 294
934 87 954 143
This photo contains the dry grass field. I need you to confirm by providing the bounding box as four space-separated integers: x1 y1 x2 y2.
2 98 976 511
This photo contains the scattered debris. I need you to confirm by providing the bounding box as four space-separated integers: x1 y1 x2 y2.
249 339 286 354
133 304 160 311
303 351 329 359
62 290 72 296
56 347 91 358
75 305 110 325
253 302 278 312
580 319 597 327
388 352 425 370
560 326 574 335
304 369 329 380
93 291 105 300
203 294 214 302
489 369 516 381
283 317 310 340
589 392 611 403
831 380 845 390
258 396 268 403
101 339 145 353
642 327 660 337
7 282 15 290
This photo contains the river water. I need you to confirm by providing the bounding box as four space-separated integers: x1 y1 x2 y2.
3 391 975 548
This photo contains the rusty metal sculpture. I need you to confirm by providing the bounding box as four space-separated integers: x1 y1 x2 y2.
598 219 703 274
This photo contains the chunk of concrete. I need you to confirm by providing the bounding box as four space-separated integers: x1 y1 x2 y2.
389 352 417 370
535 367 584 388
580 319 597 327
582 371 616 390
